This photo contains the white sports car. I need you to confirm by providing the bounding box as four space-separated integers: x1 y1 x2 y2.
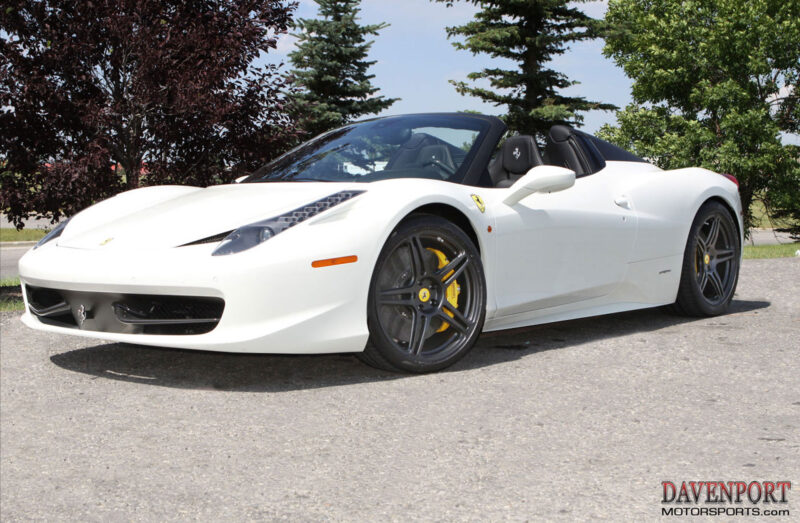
19 113 742 372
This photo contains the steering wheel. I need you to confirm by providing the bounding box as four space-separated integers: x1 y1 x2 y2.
420 159 456 178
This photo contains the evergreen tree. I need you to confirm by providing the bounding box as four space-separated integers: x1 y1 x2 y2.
289 0 398 136
435 0 615 139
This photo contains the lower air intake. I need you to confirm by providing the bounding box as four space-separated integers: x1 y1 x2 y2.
26 285 224 335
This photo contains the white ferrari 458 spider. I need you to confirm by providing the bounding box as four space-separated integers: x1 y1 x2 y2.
19 113 742 372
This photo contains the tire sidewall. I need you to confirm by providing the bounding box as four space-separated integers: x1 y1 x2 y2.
366 215 486 373
681 202 741 315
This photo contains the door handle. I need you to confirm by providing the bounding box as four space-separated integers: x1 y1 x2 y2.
614 195 632 210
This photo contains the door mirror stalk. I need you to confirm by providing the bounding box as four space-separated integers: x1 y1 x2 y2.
503 166 576 206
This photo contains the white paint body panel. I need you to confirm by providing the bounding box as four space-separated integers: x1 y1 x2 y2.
18 161 742 353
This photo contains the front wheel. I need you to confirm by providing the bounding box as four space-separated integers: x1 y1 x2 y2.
359 215 486 373
673 201 741 316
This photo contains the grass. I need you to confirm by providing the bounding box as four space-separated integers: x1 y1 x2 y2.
749 199 793 230
0 277 24 312
0 228 47 242
742 243 800 259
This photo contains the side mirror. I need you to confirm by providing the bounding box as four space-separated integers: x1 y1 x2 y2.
503 165 576 206
234 175 248 184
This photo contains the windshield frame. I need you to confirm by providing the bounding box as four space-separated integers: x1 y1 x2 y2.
243 113 507 186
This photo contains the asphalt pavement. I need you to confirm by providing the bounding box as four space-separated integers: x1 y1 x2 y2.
1 258 798 521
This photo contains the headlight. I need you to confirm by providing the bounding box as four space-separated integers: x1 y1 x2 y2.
212 190 364 256
34 219 70 250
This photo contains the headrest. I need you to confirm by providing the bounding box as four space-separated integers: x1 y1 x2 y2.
548 125 575 143
502 135 543 175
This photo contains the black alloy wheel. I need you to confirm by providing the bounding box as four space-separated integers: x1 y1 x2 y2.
359 215 486 373
674 201 741 316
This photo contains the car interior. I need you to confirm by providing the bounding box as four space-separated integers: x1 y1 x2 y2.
246 115 644 186
385 133 464 177
488 125 609 187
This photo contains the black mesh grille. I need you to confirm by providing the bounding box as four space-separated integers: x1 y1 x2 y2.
26 285 224 335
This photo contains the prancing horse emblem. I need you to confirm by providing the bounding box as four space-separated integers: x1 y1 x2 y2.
77 305 87 326
471 194 486 213
512 147 521 160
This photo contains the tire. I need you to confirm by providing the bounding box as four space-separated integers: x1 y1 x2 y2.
358 215 486 373
673 201 741 316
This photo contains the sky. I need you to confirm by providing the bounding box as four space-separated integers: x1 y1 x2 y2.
263 0 631 135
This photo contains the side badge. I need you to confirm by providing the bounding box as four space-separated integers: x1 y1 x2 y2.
100 237 113 246
471 194 486 213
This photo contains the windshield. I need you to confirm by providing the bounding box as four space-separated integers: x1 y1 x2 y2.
244 114 490 184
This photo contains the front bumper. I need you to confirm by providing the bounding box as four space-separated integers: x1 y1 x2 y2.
19 237 371 354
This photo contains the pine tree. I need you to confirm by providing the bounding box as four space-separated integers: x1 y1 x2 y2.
289 0 398 136
436 0 615 139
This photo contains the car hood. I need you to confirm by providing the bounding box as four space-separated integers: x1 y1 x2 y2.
58 182 364 250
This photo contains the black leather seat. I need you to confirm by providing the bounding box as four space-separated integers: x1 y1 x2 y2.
544 125 593 176
489 135 544 188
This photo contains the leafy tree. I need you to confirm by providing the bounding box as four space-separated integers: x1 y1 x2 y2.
434 0 615 139
600 0 800 233
289 0 398 136
0 0 301 228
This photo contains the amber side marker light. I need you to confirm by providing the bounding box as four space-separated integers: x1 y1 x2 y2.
311 255 358 268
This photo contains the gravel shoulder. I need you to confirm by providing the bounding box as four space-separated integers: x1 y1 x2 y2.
1 259 798 521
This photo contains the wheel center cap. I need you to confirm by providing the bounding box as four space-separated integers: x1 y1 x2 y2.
704 253 711 265
418 288 431 303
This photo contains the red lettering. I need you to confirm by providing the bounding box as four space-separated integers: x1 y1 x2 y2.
677 482 691 503
706 481 718 502
690 481 705 503
763 482 776 503
747 481 762 503
719 481 734 503
776 481 791 502
735 482 747 502
663 481 677 502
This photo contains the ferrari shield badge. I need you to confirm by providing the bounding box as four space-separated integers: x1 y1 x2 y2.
100 237 114 246
471 194 486 213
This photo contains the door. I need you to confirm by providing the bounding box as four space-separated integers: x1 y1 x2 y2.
491 168 637 318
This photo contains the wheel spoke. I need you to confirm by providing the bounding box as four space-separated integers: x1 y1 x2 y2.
704 216 721 248
708 270 725 299
715 248 735 264
378 286 416 307
408 312 431 355
438 302 469 334
434 251 466 279
408 235 428 280
698 271 709 293
441 254 470 287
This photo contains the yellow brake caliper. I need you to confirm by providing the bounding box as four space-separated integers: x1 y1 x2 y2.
426 248 461 332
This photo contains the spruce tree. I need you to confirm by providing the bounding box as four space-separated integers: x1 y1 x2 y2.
435 0 615 139
289 0 398 136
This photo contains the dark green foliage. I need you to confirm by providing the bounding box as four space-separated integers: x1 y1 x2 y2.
289 0 398 136
0 0 301 228
435 0 615 139
600 0 800 233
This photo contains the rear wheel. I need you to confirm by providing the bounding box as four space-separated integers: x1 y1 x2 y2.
673 201 740 316
359 215 486 373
